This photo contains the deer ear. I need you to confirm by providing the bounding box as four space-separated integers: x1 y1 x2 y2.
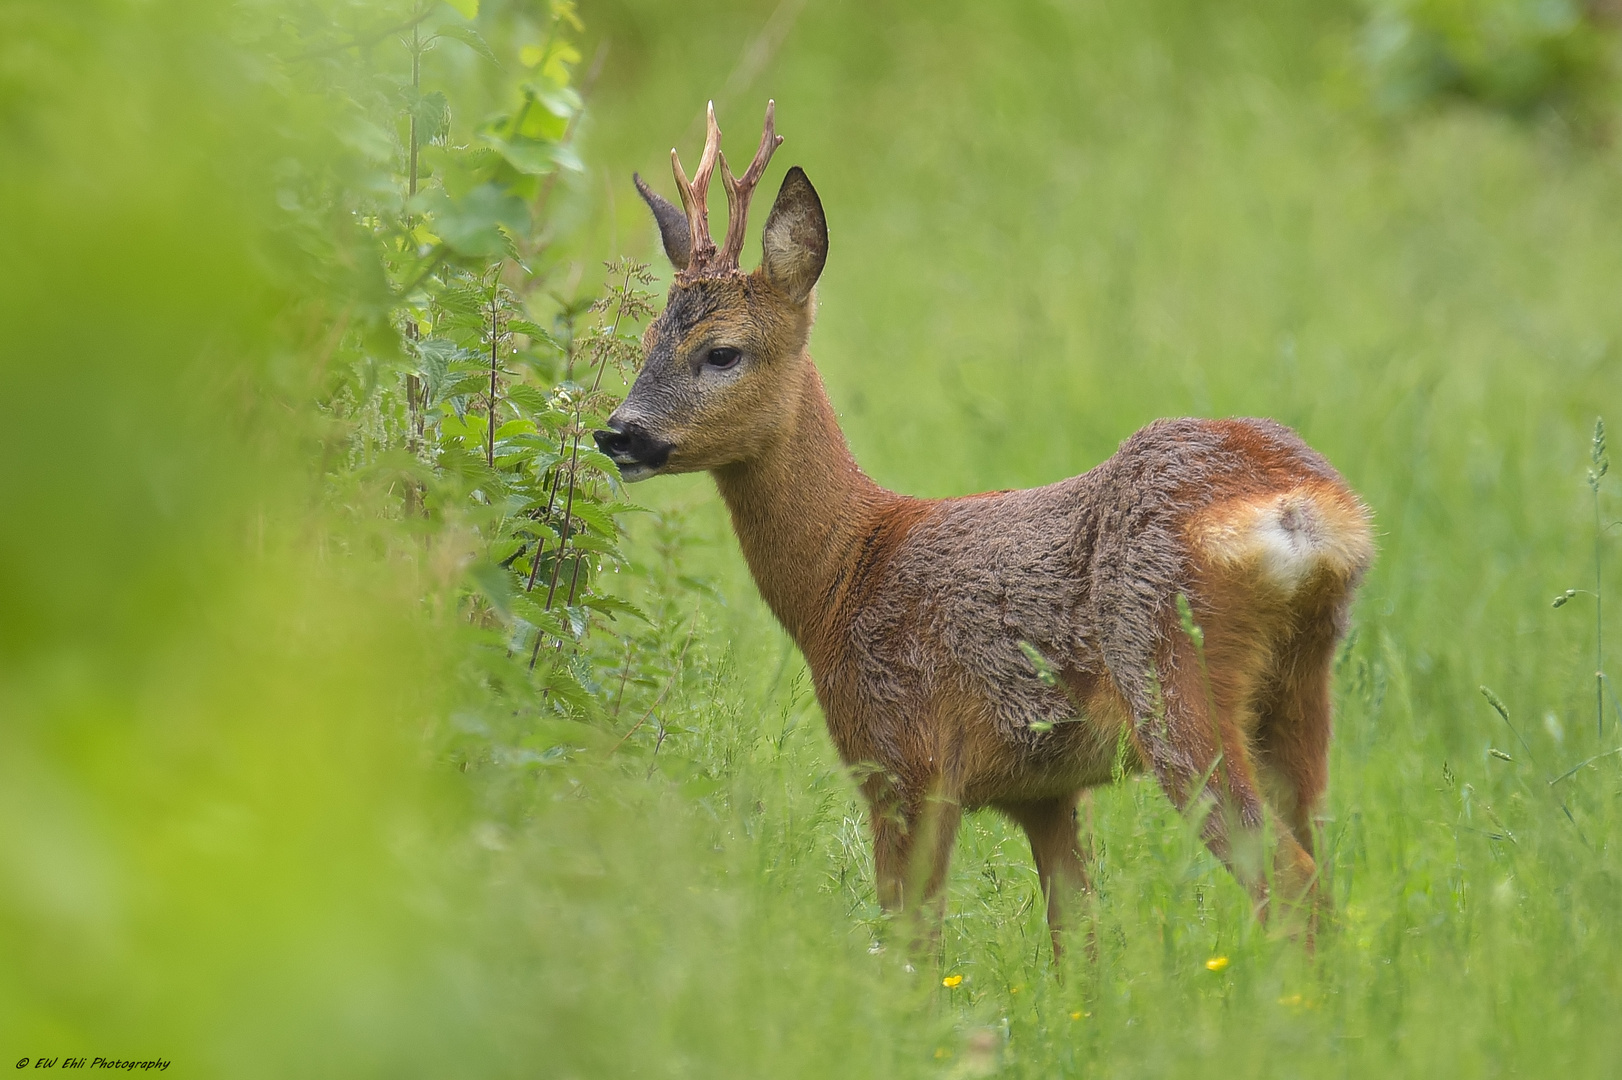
634 172 691 271
760 166 826 303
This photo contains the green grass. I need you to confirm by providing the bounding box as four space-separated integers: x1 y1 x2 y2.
568 0 1622 1073
4 0 1622 1076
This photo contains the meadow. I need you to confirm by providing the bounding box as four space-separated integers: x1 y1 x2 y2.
4 0 1622 1076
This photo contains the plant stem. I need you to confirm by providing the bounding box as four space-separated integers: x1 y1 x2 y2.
608 619 698 755
408 21 420 199
487 265 501 469
528 264 637 670
523 430 570 594
402 20 425 515
1597 478 1605 740
611 641 633 717
541 468 578 609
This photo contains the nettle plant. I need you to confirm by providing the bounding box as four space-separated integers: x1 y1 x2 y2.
292 1 660 736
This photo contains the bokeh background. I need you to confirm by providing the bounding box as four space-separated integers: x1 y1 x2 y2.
4 0 1621 1076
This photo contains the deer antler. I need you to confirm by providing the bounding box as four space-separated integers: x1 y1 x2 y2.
670 102 723 275
718 100 783 272
668 101 782 279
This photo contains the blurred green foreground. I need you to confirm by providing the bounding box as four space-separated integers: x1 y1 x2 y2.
5 1 1622 1077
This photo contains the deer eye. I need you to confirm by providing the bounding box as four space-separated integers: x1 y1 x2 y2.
703 346 742 370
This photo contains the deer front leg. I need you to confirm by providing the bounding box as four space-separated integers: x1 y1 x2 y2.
864 773 962 944
867 776 911 913
1000 794 1096 961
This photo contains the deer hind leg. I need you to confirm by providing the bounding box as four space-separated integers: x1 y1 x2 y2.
999 794 1094 961
1252 607 1343 938
1141 635 1316 927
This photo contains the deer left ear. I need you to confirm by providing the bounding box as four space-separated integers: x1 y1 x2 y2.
760 166 827 303
634 172 692 271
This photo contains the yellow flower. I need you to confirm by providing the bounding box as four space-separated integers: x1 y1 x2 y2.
1009 985 1021 995
1069 1010 1085 1021
942 974 964 988
1205 956 1230 972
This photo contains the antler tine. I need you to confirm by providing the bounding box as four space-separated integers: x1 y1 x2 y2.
670 102 723 273
719 99 784 271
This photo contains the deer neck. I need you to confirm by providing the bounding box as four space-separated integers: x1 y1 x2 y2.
712 358 893 654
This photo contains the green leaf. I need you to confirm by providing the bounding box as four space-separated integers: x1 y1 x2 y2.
434 286 486 316
535 663 594 716
441 374 491 400
505 521 561 550
534 84 583 119
511 593 568 634
562 534 616 555
564 500 617 537
504 383 552 413
435 23 498 65
420 184 529 257
515 101 569 142
441 0 479 18
412 336 465 401
508 320 563 354
584 595 650 623
481 133 568 177
494 418 536 440
417 144 502 200
548 142 584 174
577 447 624 477
541 42 581 85
408 89 450 145
468 558 513 617
562 603 589 638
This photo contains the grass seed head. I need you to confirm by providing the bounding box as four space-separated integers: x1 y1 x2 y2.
1176 593 1205 649
1017 640 1060 686
1591 416 1609 489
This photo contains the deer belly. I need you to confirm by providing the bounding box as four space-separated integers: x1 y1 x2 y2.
954 685 1142 807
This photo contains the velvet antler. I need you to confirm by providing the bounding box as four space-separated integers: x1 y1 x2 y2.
669 102 722 275
719 100 783 271
666 100 782 280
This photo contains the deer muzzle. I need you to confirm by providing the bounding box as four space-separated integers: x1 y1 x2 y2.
594 421 674 482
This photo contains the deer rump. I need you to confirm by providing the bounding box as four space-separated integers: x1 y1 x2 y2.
825 416 1372 809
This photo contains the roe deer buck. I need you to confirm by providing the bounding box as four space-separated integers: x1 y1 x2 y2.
598 101 1373 954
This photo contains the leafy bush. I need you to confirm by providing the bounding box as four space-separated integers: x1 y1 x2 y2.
1359 0 1618 117
272 0 666 757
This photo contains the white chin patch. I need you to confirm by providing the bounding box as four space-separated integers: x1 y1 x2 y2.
616 462 658 482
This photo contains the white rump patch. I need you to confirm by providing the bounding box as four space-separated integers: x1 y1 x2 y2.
1249 497 1322 590
1195 491 1372 594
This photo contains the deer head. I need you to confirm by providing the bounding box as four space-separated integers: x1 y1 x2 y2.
595 101 829 481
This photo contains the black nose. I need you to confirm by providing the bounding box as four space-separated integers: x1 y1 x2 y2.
593 423 673 469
